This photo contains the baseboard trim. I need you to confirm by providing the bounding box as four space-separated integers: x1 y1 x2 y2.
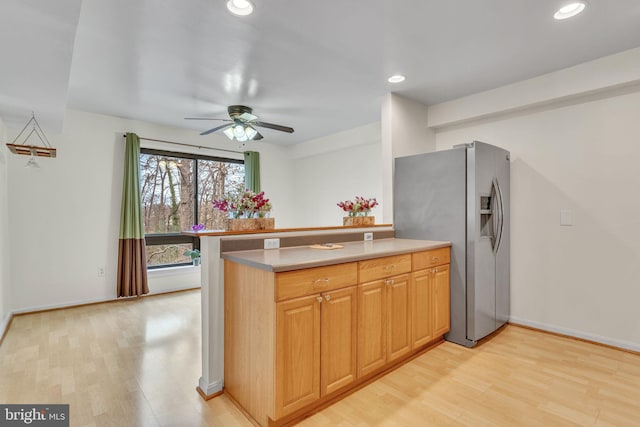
196 386 223 401
197 378 223 400
0 311 14 346
509 317 640 355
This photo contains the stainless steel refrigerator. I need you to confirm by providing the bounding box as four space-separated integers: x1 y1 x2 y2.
394 141 510 347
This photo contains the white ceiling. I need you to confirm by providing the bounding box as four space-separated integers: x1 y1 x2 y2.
0 0 81 133
2 0 640 144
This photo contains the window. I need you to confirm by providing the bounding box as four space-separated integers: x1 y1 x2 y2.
139 148 245 267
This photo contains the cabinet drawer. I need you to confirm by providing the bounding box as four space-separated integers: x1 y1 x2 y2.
412 247 450 271
358 254 411 283
276 262 358 301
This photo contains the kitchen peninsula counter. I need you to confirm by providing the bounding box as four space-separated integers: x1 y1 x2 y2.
221 238 451 272
222 236 452 426
193 225 396 401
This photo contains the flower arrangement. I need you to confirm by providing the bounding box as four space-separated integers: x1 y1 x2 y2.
337 196 379 217
191 224 205 232
212 189 272 219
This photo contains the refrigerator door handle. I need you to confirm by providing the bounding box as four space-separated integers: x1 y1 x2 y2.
492 178 504 254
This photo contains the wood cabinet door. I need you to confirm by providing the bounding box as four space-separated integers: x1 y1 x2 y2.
321 286 357 396
433 265 451 337
386 274 411 362
357 280 386 378
275 294 321 419
411 270 434 348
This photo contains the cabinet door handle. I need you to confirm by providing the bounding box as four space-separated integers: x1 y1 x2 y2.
325 295 331 301
385 279 394 286
316 296 323 303
434 268 439 273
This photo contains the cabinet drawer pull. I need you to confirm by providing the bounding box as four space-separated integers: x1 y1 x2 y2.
312 278 330 288
432 257 439 261
316 296 323 303
325 295 331 301
382 264 397 271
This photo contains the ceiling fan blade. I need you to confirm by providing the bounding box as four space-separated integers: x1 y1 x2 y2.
185 117 232 121
200 123 233 136
253 121 294 133
252 131 264 140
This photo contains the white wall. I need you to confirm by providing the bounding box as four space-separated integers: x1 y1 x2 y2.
290 123 383 227
381 93 436 222
383 93 435 159
435 87 640 350
7 109 294 312
0 116 11 332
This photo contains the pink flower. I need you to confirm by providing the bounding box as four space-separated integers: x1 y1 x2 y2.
337 196 378 216
212 189 273 218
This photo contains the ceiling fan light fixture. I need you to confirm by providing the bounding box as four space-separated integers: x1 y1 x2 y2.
223 128 235 140
388 74 406 83
194 105 293 141
245 125 258 140
233 124 246 138
554 2 586 20
227 0 254 16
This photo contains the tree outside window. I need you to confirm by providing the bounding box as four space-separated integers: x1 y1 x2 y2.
139 149 245 267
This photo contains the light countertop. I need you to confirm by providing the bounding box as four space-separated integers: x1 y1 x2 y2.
221 238 451 272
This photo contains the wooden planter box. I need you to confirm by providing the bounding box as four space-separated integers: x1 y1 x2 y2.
343 216 375 227
224 217 275 231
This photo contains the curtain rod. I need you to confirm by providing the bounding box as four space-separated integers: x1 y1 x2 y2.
122 134 244 154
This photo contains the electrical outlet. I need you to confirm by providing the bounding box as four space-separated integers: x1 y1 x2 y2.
364 232 373 241
264 238 280 250
97 267 105 277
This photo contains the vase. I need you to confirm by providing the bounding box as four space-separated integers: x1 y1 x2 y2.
343 216 375 227
224 217 276 231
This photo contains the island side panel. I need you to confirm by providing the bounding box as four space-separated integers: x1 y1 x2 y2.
198 235 224 396
224 260 276 426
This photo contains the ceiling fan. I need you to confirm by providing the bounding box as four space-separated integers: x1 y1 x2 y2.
185 105 294 142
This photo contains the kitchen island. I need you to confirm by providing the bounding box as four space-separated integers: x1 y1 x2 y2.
222 238 451 427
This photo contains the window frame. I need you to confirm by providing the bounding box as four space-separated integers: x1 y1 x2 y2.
140 147 244 269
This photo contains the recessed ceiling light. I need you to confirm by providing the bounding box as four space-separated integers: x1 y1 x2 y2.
227 0 254 16
388 75 406 83
554 2 586 20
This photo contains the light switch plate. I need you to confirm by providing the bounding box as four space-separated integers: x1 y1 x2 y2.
364 232 373 241
560 210 572 226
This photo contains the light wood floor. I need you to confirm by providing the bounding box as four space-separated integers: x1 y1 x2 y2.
1 290 639 426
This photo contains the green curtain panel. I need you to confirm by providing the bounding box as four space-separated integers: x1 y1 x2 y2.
244 151 261 192
117 132 149 297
